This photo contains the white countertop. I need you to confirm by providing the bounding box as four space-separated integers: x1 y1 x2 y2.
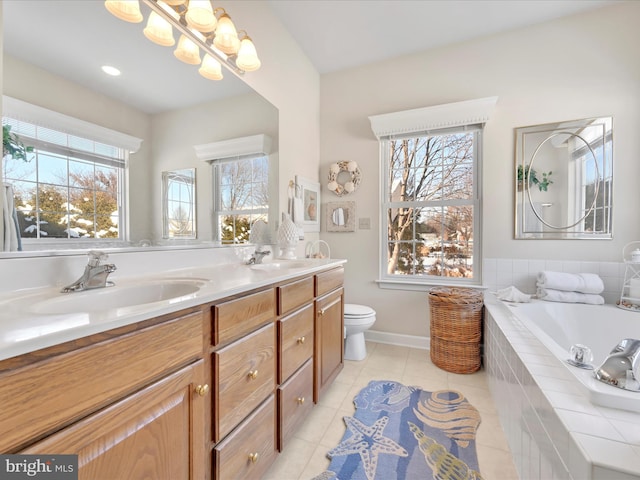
0 258 346 362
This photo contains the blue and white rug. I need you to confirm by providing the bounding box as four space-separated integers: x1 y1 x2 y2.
313 380 484 480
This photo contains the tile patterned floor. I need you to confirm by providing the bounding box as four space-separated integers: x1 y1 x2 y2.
264 341 519 480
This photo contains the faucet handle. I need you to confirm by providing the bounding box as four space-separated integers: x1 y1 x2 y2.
87 250 108 267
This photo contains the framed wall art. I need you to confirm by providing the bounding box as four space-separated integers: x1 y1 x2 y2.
295 176 321 232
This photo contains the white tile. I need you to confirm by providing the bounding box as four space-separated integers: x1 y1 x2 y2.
572 432 640 479
497 258 513 272
557 409 625 441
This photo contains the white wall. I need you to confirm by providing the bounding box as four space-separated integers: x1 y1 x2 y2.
319 3 640 337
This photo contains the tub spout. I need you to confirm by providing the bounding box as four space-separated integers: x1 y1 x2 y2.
594 338 640 392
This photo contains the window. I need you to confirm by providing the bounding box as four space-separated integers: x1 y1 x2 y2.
369 97 497 288
194 134 274 245
212 154 269 244
2 117 126 243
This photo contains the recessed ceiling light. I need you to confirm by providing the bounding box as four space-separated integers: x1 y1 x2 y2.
101 65 121 76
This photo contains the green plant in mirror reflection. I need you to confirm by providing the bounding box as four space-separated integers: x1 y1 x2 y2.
517 165 553 192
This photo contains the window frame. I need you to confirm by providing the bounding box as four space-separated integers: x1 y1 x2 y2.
369 97 497 291
378 128 482 290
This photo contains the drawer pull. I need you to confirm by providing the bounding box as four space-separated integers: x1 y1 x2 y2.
195 384 209 397
248 452 259 463
248 369 259 380
297 336 306 345
297 396 305 405
318 308 326 316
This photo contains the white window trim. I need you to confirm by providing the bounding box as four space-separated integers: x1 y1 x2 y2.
3 96 143 153
369 97 497 291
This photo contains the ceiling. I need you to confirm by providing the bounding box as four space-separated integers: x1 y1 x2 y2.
267 0 619 74
2 0 619 114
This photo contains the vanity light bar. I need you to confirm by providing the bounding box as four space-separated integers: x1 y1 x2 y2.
141 0 247 76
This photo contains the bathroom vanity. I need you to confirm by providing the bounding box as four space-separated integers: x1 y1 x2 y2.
0 258 345 480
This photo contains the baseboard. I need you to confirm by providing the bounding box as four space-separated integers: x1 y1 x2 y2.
364 330 429 350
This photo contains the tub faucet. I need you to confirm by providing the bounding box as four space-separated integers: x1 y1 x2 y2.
246 249 271 265
594 338 640 392
61 251 117 293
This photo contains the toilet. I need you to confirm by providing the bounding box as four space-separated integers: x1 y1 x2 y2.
344 304 377 361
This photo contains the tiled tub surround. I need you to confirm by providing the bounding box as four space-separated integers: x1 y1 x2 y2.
484 294 640 480
483 258 626 305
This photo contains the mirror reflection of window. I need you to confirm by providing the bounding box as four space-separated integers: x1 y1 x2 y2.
212 155 269 244
162 169 196 239
332 207 346 226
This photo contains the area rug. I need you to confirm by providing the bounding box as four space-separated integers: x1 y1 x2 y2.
312 380 484 480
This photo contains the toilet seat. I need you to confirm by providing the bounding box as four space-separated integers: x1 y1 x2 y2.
344 304 376 326
344 304 375 317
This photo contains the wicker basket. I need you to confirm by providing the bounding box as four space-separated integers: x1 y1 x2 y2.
428 287 484 374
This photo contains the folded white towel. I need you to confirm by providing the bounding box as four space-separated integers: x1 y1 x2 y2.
536 271 604 294
536 288 604 305
495 286 531 303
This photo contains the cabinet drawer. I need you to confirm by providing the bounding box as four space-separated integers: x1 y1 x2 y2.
277 359 313 451
315 267 344 296
278 304 314 383
214 322 276 442
277 276 314 316
214 288 275 346
214 395 277 480
0 310 204 453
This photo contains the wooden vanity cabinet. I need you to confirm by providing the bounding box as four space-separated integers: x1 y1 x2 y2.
1 262 345 480
0 307 209 480
314 267 345 403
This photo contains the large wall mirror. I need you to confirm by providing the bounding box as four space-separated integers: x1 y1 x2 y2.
1 0 278 256
515 117 613 239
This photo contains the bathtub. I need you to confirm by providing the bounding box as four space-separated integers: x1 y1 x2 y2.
484 294 640 480
504 300 640 412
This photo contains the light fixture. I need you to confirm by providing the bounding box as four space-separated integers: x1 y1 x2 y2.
174 35 201 65
104 0 261 80
236 33 260 72
199 54 223 81
101 65 122 76
212 10 240 55
104 0 143 23
143 11 175 46
185 0 217 32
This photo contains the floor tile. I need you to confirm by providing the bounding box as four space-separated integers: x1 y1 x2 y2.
263 341 517 480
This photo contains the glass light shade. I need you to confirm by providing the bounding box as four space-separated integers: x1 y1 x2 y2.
162 0 186 4
143 11 175 46
174 35 201 65
213 14 240 55
185 0 217 32
199 54 223 81
236 36 261 71
104 0 143 23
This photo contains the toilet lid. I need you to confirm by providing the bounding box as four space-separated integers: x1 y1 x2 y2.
344 303 375 317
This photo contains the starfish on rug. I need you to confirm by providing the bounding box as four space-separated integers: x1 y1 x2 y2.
327 415 408 480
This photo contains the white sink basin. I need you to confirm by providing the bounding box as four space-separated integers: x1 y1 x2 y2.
250 260 315 271
27 280 203 315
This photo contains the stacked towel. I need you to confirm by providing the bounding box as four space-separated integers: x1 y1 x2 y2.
537 271 604 294
536 271 605 304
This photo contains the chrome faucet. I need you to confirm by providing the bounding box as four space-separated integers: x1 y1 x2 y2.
61 251 117 293
594 338 640 392
246 249 271 265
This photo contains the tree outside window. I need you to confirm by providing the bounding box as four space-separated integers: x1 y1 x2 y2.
384 131 478 282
